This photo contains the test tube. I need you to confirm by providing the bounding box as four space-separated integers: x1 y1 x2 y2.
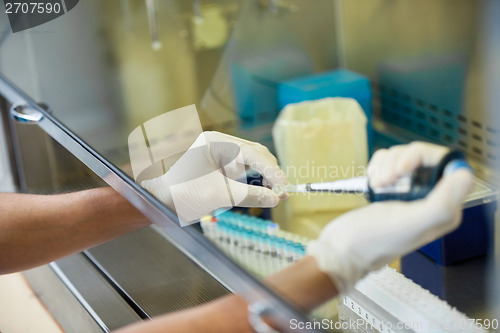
239 230 251 271
199 215 210 236
228 226 237 249
214 221 223 243
246 230 255 252
292 243 302 262
298 243 306 259
267 223 279 236
261 235 271 275
276 238 287 270
252 232 262 254
207 219 218 241
285 241 295 264
256 232 269 277
215 222 225 250
235 228 247 263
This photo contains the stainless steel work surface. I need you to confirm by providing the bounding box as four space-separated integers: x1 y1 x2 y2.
24 254 142 332
86 226 230 317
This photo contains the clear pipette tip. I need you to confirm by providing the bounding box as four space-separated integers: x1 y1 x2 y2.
272 183 307 196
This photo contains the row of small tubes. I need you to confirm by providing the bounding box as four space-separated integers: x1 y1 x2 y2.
201 211 309 277
203 212 338 320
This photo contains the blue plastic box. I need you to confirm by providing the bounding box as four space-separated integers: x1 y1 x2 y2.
277 69 374 151
230 48 313 129
418 179 497 265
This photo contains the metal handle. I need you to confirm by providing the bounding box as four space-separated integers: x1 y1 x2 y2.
10 103 44 124
248 302 280 333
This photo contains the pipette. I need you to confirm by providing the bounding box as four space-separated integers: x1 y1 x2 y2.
273 150 471 202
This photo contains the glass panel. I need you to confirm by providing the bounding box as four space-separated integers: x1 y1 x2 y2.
1 0 498 331
0 0 341 331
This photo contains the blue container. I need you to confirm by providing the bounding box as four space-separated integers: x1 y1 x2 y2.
399 192 495 304
277 69 373 152
400 250 488 303
231 62 281 126
418 198 496 265
230 48 313 129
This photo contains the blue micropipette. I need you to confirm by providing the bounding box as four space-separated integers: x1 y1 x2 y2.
274 150 470 202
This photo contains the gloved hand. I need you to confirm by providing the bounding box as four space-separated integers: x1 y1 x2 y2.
141 131 289 224
307 142 473 293
367 141 449 188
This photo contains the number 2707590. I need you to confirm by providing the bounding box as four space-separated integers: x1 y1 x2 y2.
5 2 62 14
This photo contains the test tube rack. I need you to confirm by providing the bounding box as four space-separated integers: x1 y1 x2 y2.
338 267 491 333
200 210 309 278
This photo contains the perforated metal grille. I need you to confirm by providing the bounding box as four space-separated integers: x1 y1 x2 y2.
87 227 229 317
373 82 500 165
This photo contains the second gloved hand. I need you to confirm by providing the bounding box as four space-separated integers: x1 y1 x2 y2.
141 131 289 224
308 143 474 294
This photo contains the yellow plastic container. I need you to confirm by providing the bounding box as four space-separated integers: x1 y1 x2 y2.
272 97 368 214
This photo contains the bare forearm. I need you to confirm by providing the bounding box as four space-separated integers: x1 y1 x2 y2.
0 187 338 331
116 256 338 333
116 295 250 333
0 188 149 274
265 255 338 312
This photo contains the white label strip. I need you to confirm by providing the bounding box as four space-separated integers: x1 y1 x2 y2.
343 296 397 333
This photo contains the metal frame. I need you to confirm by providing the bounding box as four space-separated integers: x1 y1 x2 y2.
49 262 111 332
0 74 321 333
0 95 24 189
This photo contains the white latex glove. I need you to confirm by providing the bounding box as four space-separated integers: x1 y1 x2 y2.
307 142 473 293
367 141 449 188
141 131 289 224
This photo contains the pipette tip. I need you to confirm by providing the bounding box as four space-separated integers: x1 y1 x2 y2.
272 184 306 196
